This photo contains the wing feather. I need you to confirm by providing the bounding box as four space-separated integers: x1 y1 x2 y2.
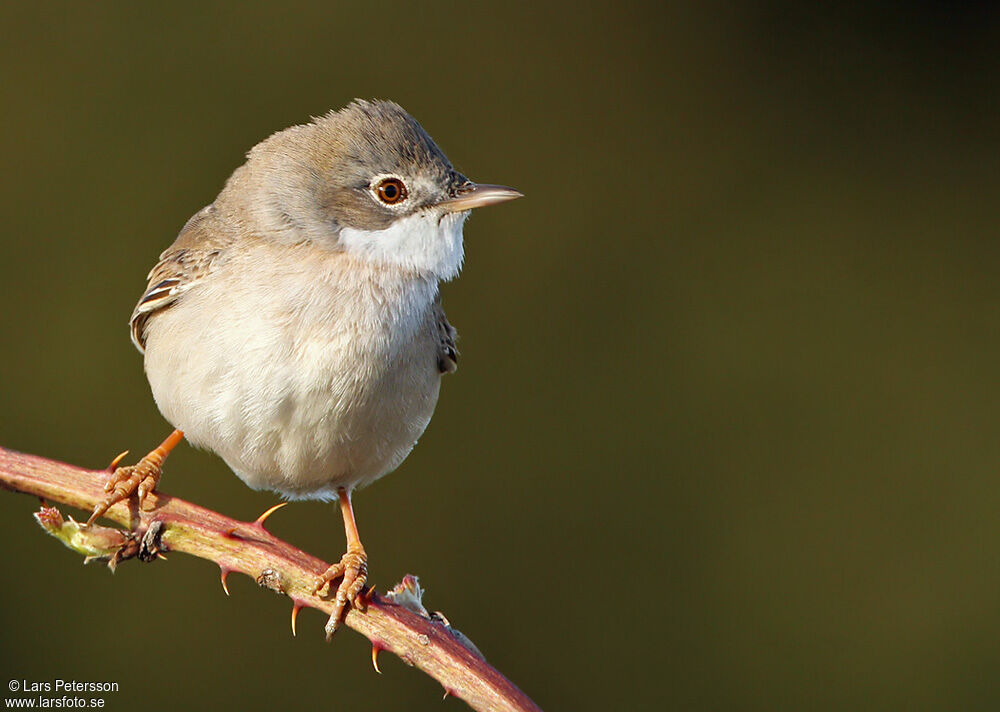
434 295 458 374
129 206 231 352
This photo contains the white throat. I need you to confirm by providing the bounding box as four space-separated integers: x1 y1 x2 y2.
338 210 468 280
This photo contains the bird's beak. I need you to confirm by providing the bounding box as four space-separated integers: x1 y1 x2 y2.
437 183 523 213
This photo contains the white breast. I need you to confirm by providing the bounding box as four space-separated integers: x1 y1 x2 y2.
142 241 443 500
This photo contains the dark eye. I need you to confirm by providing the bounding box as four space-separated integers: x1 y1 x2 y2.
374 177 408 205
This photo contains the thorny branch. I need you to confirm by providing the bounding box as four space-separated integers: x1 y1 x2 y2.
0 445 542 712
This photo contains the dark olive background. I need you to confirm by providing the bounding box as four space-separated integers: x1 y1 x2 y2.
1 3 998 711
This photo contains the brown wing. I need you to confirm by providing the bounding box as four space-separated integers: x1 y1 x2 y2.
434 295 458 374
130 206 232 352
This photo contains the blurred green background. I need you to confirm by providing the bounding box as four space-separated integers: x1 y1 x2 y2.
1 2 998 710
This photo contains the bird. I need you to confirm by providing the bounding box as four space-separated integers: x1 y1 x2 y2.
86 99 521 636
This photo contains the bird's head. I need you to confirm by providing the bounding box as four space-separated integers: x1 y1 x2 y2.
223 100 521 281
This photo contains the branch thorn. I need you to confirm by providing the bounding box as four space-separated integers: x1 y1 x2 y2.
107 450 129 472
291 602 302 637
220 566 232 596
252 501 288 531
372 644 383 674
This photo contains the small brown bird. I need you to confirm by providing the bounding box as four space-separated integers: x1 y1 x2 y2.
88 100 521 635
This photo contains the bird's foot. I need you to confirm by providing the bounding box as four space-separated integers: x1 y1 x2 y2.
314 546 368 639
87 430 183 526
87 451 164 526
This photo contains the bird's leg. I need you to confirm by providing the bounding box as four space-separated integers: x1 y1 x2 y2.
314 488 368 638
87 429 184 526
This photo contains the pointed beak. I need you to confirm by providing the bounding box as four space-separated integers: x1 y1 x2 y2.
437 183 523 213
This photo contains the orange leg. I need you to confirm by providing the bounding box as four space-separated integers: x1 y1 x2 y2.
87 429 184 526
314 488 368 638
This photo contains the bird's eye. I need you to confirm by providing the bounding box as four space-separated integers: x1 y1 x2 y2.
374 177 408 205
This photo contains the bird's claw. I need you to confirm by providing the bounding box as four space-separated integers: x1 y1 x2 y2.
87 454 163 526
315 547 368 638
